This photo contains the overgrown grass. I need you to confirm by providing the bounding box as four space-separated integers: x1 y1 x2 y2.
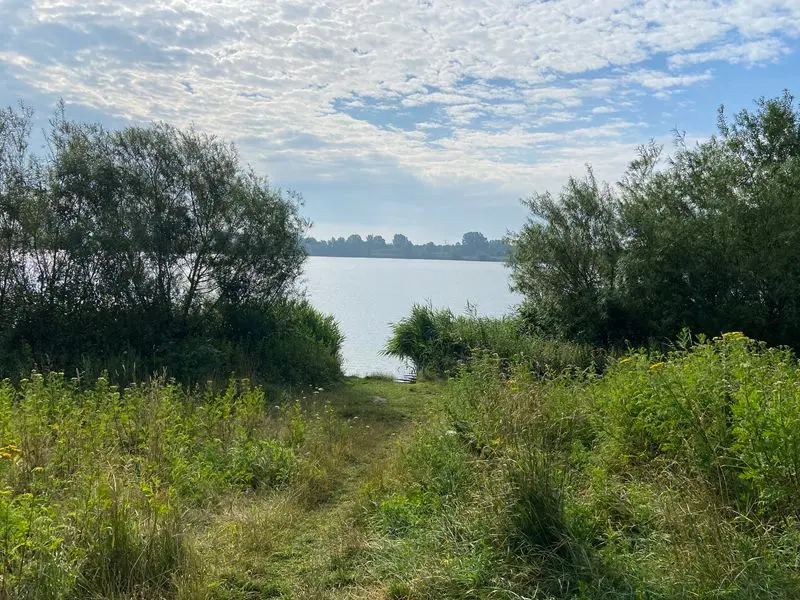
0 374 408 599
361 333 800 598
384 303 602 378
5 332 800 598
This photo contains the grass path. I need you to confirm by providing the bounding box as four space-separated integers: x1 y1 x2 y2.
191 378 440 599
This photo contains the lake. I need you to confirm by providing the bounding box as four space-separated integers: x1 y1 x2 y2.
302 256 521 377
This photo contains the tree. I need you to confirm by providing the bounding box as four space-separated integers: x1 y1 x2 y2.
510 91 800 349
462 231 488 248
509 169 622 344
366 234 385 246
392 233 411 248
0 103 314 379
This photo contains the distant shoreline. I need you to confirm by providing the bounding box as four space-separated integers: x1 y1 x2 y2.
304 232 510 262
305 251 507 263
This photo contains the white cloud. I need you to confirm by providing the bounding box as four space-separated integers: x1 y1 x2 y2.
668 38 793 68
626 69 714 90
592 106 617 115
0 0 797 209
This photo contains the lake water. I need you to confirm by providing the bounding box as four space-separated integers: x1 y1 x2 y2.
302 256 521 377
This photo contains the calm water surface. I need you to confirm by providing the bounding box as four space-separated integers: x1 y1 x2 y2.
303 256 521 377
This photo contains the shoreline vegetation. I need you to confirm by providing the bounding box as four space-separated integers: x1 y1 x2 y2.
304 231 510 262
2 92 800 598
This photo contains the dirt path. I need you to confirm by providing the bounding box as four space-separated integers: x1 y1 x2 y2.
192 378 439 600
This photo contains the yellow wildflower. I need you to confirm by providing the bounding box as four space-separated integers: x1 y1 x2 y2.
649 362 665 371
0 443 21 459
722 331 747 340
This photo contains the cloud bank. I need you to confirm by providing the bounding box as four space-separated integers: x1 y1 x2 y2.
1 0 799 238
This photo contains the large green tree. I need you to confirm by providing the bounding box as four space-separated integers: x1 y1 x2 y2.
509 169 622 344
0 103 332 382
510 91 800 349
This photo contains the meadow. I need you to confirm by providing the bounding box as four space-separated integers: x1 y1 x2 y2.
3 331 800 598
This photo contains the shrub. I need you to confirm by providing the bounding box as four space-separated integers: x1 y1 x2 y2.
509 92 800 351
0 103 340 386
0 372 318 597
363 336 800 598
597 332 800 517
385 304 601 378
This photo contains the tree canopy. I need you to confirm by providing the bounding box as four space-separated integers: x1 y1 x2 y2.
509 91 800 349
0 103 341 383
305 231 509 261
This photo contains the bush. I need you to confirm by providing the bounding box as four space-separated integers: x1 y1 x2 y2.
385 303 601 378
597 332 800 517
0 372 331 597
363 336 800 598
509 91 800 351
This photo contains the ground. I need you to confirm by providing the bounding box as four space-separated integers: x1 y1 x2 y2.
189 377 439 599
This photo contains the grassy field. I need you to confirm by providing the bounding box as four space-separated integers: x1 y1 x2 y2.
0 374 440 599
192 377 440 599
4 333 800 599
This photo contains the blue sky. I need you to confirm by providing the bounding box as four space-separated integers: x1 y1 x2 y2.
2 0 799 243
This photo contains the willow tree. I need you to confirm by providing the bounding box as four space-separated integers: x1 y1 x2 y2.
510 91 800 349
0 104 315 379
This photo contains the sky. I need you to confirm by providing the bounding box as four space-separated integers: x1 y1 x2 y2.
1 1 799 243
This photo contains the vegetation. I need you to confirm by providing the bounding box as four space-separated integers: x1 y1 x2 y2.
0 103 341 385
3 90 800 600
360 333 800 598
509 91 800 349
304 231 510 261
0 373 439 599
7 334 798 598
385 304 602 378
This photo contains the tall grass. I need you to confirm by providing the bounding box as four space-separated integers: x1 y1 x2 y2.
385 303 602 378
362 333 800 598
0 373 353 599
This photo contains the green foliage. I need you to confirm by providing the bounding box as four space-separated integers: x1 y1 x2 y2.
509 168 622 345
376 488 432 536
227 439 296 490
598 332 800 517
385 303 601 378
0 372 345 598
362 337 800 598
0 103 340 386
75 480 185 599
509 91 800 350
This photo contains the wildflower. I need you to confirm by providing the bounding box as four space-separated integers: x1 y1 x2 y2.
649 362 665 371
0 444 21 459
619 357 633 364
721 331 750 344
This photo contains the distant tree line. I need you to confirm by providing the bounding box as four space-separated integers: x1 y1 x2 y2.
509 91 800 350
0 102 342 384
304 231 510 261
